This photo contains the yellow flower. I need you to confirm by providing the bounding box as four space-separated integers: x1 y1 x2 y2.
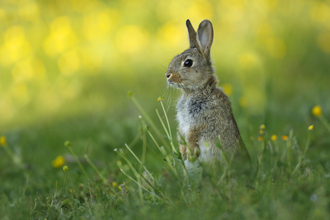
258 136 263 141
52 155 65 168
271 135 277 141
63 165 68 171
0 136 6 147
259 124 266 130
112 181 118 187
312 105 322 117
282 135 288 141
223 83 233 96
259 129 264 135
119 183 125 190
157 97 163 102
308 125 314 131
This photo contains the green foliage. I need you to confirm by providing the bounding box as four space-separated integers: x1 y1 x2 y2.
1 96 330 219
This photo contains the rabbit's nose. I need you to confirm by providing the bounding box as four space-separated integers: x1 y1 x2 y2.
166 73 172 79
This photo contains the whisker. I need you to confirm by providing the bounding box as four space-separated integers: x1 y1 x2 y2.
166 88 173 112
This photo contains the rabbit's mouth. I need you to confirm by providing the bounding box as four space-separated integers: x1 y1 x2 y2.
166 72 184 87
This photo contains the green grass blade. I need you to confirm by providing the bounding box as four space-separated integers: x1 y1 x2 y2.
130 96 170 150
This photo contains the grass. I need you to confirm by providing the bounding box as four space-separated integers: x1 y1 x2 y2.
1 93 330 220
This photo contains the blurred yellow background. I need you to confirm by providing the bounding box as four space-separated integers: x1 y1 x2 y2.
1 0 330 131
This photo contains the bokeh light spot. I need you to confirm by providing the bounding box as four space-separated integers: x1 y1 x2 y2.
239 52 259 69
18 2 40 21
255 22 274 43
0 26 31 66
12 59 33 82
187 0 213 22
310 1 330 24
83 8 119 41
80 47 104 72
157 23 185 48
222 83 233 96
115 25 149 55
44 16 77 57
11 57 45 83
0 8 6 21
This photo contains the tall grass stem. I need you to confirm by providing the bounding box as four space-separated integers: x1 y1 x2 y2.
84 154 108 184
67 147 89 180
131 96 170 150
291 130 311 175
125 143 155 181
160 100 173 141
115 149 144 204
319 115 330 133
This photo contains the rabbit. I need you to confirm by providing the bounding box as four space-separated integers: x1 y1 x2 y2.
165 19 250 177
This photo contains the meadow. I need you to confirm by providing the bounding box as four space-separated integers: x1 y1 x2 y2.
1 0 330 219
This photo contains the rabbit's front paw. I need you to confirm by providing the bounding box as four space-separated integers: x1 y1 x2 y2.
188 145 200 162
180 144 187 159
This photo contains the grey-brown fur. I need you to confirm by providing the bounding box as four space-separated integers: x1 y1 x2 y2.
166 19 249 170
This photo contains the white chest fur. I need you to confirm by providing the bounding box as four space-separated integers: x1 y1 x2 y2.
176 96 219 162
176 108 190 136
176 95 195 138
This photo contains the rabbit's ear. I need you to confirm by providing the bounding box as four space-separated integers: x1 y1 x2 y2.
197 20 214 58
186 19 198 49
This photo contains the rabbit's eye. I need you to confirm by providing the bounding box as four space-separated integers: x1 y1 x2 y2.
183 59 193 67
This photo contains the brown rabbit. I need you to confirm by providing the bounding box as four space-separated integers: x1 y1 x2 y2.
165 19 250 176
